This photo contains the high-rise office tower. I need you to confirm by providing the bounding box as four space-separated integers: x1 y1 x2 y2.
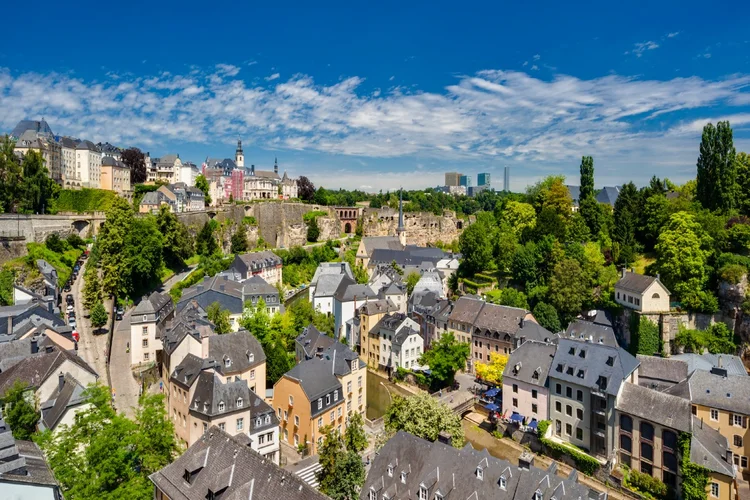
444 172 461 187
477 172 490 187
504 166 510 192
459 175 471 187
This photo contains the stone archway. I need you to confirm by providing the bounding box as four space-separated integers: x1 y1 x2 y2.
72 220 90 237
344 222 352 233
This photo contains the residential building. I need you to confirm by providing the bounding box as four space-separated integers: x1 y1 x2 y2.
97 142 122 160
129 292 174 366
138 190 173 213
309 262 354 315
355 236 404 269
158 183 185 212
478 172 491 187
12 119 64 185
99 156 131 198
178 160 198 186
670 352 747 377
280 171 298 199
366 245 451 276
186 371 279 462
333 280 379 341
0 302 68 343
75 140 102 188
561 319 618 347
58 136 80 188
636 355 688 392
668 369 750 477
39 373 92 432
272 356 346 455
358 299 399 368
372 313 423 373
444 171 462 187
614 270 671 313
547 339 639 459
411 268 445 299
295 325 335 362
566 185 622 209
243 275 282 314
615 383 736 499
150 426 327 500
363 431 598 500
0 422 62 499
244 161 281 200
155 154 182 183
185 186 205 210
231 251 283 286
502 341 556 424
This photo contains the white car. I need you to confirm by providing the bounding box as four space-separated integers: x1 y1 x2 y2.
66 304 74 313
68 318 76 328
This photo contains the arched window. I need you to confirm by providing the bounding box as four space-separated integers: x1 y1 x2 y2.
620 434 632 453
652 293 660 299
620 415 633 433
641 442 653 461
663 430 677 450
640 422 654 442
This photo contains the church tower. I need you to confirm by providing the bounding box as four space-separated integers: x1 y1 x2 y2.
396 188 406 247
274 157 279 175
235 139 244 168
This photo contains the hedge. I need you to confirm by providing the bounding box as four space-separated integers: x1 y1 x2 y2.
474 272 497 284
51 188 119 213
625 468 668 499
539 437 599 476
303 210 327 223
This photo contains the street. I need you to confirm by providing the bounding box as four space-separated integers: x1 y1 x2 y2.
111 308 141 418
72 262 109 385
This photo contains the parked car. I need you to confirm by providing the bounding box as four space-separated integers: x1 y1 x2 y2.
115 307 124 321
68 310 76 318
66 294 74 305
68 318 76 329
63 283 71 292
66 304 74 313
72 330 79 342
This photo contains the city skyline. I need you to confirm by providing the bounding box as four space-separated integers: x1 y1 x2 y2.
2 1 749 192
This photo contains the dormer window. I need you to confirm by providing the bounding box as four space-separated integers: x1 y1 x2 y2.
265 415 270 424
218 401 225 412
326 394 331 405
247 352 254 363
435 493 444 500
532 370 540 380
318 398 323 410
606 356 615 366
476 467 483 480
577 369 585 379
500 476 507 490
534 490 543 500
256 417 262 427
566 366 574 376
236 397 243 408
183 469 192 484
400 472 407 484
334 390 339 402
387 466 393 477
568 346 575 355
369 489 377 500
579 349 586 358
224 358 231 368
418 486 428 500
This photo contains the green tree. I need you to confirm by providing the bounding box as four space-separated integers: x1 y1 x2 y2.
405 272 421 295
612 182 640 265
578 156 602 236
738 152 750 215
307 216 320 242
231 223 248 254
0 136 23 213
459 220 494 275
640 194 669 251
121 147 147 184
195 221 219 257
494 224 518 274
631 316 661 356
696 121 737 212
343 412 368 453
206 301 232 334
548 258 588 323
512 242 539 290
98 198 135 297
195 174 211 206
532 302 561 332
156 205 193 268
655 212 712 300
3 380 39 440
45 233 65 253
500 201 536 237
82 269 102 311
90 302 108 333
316 426 365 500
384 393 465 447
133 393 179 474
19 150 58 214
125 217 164 295
418 333 470 389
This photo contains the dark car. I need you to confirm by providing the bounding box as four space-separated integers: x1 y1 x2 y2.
66 294 74 305
68 311 76 319
63 283 71 292
115 311 123 321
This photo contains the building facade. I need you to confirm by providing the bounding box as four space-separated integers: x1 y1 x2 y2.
502 341 556 424
129 292 174 366
615 271 671 313
100 157 131 197
231 251 283 286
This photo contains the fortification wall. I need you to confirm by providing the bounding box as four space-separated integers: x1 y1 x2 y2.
361 208 463 246
248 203 340 248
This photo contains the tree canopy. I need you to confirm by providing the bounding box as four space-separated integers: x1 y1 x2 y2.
384 393 465 447
418 333 470 389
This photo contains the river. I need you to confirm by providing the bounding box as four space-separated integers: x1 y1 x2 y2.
366 370 414 421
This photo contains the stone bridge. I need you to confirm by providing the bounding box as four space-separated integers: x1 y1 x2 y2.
0 212 108 242
435 389 476 416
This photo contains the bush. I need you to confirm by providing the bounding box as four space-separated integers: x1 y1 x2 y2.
536 420 550 437
25 242 82 286
719 263 747 284
45 233 66 253
66 233 86 249
539 437 599 476
242 216 258 226
51 188 119 213
630 316 662 356
303 210 327 223
625 468 669 499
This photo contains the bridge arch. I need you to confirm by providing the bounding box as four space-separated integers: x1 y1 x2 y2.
72 220 90 237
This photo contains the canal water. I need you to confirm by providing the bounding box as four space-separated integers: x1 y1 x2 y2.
366 370 414 421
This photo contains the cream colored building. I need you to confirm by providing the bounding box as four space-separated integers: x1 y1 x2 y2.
100 157 131 198
615 271 670 313
76 140 102 188
129 292 174 367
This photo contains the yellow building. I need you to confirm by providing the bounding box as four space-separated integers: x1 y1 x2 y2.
100 157 132 199
357 300 397 369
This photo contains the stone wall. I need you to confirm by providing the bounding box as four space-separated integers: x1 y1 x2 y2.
247 203 341 248
0 239 28 265
361 208 463 246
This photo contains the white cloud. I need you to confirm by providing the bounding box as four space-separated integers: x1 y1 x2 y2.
1 65 749 188
265 73 280 81
630 41 660 57
533 54 540 60
667 31 680 38
215 64 241 77
389 76 395 81
702 53 712 58
522 61 528 67
531 65 539 71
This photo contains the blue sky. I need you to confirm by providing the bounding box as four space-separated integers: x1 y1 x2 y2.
2 0 750 191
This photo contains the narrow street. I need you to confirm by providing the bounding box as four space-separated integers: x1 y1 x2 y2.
73 263 109 384
111 308 141 418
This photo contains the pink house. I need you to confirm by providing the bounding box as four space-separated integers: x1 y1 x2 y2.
501 341 556 425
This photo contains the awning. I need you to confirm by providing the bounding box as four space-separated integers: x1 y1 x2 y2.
528 419 538 430
484 388 500 398
510 412 524 423
485 403 499 412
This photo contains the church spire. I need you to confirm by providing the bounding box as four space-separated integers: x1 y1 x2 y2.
235 138 244 168
396 188 406 246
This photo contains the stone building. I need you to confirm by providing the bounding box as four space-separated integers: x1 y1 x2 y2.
614 270 670 313
129 292 174 366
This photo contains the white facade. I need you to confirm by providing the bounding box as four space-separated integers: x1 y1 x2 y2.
178 164 197 186
393 329 424 370
130 315 162 366
60 142 77 187
76 146 102 188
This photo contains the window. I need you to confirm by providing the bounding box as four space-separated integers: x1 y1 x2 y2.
347 381 352 393
620 452 631 468
330 411 335 423
418 487 428 500
566 366 574 376
387 466 393 477
577 408 583 420
641 442 653 462
142 339 148 348
640 422 654 442
400 472 407 484
512 398 518 407
663 451 678 472
318 417 323 428
576 428 583 440
532 403 538 414
512 384 518 393
531 389 538 399
566 405 572 416
555 401 562 412
620 414 632 433
326 394 331 405
568 346 575 355
596 376 608 391
566 387 572 398
283 410 288 421
218 401 225 412
692 405 697 415
338 407 342 417
224 358 231 368
294 434 299 446
476 467 483 480
294 415 299 426
710 482 719 498
620 434 632 453
579 349 586 359
735 435 743 447
742 456 748 469
565 423 572 435
277 408 281 418
236 418 243 431
663 430 677 451
555 420 561 435
500 476 507 490
236 398 243 408
218 422 225 431
143 352 149 361
334 390 339 402
640 461 652 476
358 376 363 388
289 395 294 406
710 409 719 421
318 398 323 410
576 389 583 401
250 369 255 379
142 326 148 335
606 356 615 367
555 383 561 394
733 414 745 427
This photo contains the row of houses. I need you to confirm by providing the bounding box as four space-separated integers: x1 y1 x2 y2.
138 182 206 213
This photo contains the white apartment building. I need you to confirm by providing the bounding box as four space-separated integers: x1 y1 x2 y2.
76 140 102 188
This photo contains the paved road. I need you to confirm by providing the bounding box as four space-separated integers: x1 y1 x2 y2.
158 264 199 293
111 308 141 418
292 459 322 489
73 262 109 385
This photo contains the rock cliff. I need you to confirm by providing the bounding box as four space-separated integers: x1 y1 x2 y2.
361 208 463 246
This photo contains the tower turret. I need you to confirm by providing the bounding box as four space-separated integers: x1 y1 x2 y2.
235 139 244 168
274 157 278 175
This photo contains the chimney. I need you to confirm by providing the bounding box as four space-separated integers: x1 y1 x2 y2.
341 262 346 273
31 337 38 354
718 355 723 368
58 371 65 391
621 268 626 278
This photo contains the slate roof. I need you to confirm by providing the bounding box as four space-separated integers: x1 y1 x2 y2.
207 330 266 375
161 304 216 356
562 320 618 347
517 320 555 343
360 236 404 257
392 319 422 349
234 251 282 271
448 295 486 324
140 191 169 206
0 425 59 489
149 426 326 500
668 370 750 415
10 119 54 139
334 280 378 302
76 139 99 151
58 136 78 149
0 303 66 337
636 355 688 391
171 354 213 389
242 275 278 296
358 298 398 316
550 339 639 397
40 373 88 431
296 325 335 360
190 372 276 427
474 302 528 334
596 186 621 207
363 431 596 500
133 291 172 315
284 357 342 402
0 349 97 397
615 383 691 432
311 262 354 286
249 169 280 180
691 416 735 477
313 273 348 298
412 271 444 297
503 341 556 387
101 156 128 169
178 276 244 315
615 271 668 295
671 353 747 377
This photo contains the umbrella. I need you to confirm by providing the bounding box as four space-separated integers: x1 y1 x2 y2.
510 412 524 423
528 419 538 430
484 388 500 398
485 403 499 412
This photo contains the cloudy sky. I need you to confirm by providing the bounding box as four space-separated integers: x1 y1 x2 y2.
2 0 749 192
